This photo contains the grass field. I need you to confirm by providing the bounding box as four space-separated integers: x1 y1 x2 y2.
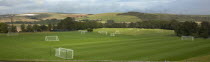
0 28 210 61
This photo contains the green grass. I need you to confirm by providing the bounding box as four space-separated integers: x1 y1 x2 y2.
181 54 210 62
0 28 210 61
78 13 141 23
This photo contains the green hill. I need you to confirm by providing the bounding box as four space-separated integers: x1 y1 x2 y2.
78 13 142 23
1 12 210 23
119 12 210 22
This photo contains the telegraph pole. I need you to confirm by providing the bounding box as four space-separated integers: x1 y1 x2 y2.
7 14 15 33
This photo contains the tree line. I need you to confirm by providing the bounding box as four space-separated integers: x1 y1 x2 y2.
174 21 210 38
19 17 102 32
1 17 210 38
0 23 17 33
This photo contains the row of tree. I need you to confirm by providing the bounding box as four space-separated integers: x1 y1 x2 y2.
0 23 8 33
19 17 102 32
20 24 54 32
174 21 210 38
2 17 210 38
57 17 102 31
104 19 177 30
0 23 17 33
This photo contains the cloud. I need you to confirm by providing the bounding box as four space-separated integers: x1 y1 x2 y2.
151 0 210 15
0 0 209 15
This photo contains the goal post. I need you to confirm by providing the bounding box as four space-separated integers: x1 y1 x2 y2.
45 36 59 41
55 48 74 59
181 36 194 41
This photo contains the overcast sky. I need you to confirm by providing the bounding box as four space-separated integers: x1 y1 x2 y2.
0 0 210 15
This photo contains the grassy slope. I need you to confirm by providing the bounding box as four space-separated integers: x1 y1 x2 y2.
119 12 210 22
31 13 87 20
0 16 39 22
78 13 141 23
0 28 210 61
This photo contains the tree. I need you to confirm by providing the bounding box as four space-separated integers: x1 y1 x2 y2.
40 25 48 31
32 24 39 32
87 28 93 32
128 22 137 28
209 22 210 36
20 24 26 32
0 23 8 33
11 26 17 32
57 17 76 30
105 20 115 28
48 23 52 31
26 24 33 32
52 24 57 30
198 21 209 38
169 19 179 30
174 21 198 36
85 21 100 29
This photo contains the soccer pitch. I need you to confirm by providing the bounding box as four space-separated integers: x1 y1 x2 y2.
0 28 210 61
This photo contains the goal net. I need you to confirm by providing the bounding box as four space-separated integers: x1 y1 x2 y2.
45 36 59 41
98 31 108 35
181 36 194 41
81 31 87 34
55 48 74 59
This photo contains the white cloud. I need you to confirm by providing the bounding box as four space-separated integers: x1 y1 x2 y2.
0 0 210 15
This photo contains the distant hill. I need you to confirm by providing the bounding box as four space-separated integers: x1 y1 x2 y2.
78 13 142 23
119 12 210 22
0 12 89 22
1 12 210 23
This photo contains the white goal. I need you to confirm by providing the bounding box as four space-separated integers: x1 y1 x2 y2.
98 31 108 35
45 36 59 41
81 31 87 34
181 36 194 41
55 48 74 59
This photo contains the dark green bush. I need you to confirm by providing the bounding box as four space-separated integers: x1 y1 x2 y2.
87 28 93 32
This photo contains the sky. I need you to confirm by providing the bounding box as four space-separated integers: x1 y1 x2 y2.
0 0 210 15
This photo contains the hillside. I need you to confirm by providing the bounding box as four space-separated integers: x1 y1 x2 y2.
0 12 89 22
1 12 210 23
119 12 210 21
78 13 142 23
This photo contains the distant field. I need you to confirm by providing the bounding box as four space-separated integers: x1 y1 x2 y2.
0 13 89 22
79 13 141 23
0 28 210 62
